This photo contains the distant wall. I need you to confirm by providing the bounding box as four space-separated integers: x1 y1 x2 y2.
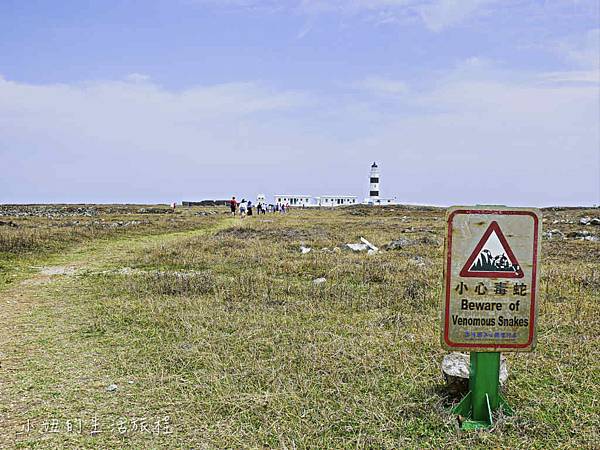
182 200 230 207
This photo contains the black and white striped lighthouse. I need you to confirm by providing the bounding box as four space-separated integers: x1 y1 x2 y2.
369 162 380 201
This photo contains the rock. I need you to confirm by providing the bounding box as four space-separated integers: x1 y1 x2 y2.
583 235 599 242
591 218 600 226
300 246 312 254
360 237 378 252
367 249 378 255
106 384 118 392
418 235 441 246
442 353 508 395
580 217 592 225
543 229 565 240
408 256 426 267
312 277 327 285
0 220 18 227
384 238 414 250
567 230 591 238
345 243 368 252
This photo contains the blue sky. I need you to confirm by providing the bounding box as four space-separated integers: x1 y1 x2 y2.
1 0 598 205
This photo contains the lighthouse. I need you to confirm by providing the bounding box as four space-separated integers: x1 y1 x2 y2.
369 162 380 202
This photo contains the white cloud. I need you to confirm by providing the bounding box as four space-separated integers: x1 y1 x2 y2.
194 0 502 31
338 61 599 205
539 70 599 84
125 73 152 83
353 76 409 95
417 0 497 32
0 76 316 202
1 62 598 205
300 0 500 30
554 28 600 69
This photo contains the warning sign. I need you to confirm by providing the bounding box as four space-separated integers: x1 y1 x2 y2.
441 206 541 352
459 221 524 278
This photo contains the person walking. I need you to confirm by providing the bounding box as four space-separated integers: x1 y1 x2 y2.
247 200 253 217
239 199 248 218
230 196 237 216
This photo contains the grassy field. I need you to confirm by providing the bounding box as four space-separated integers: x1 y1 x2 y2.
0 204 598 448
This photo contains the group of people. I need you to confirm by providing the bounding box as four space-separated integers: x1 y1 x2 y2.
229 196 289 218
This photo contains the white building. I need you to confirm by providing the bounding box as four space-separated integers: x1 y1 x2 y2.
272 162 397 208
273 194 358 207
316 195 358 206
274 195 313 207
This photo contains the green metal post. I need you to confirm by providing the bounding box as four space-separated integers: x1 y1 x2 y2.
452 351 510 430
470 352 500 422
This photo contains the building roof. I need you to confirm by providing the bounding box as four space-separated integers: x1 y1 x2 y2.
274 194 311 197
317 195 358 198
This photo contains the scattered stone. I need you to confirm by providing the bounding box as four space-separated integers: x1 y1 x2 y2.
106 384 118 392
567 230 591 238
442 352 508 395
580 217 592 225
591 218 600 226
543 229 565 240
584 235 599 242
312 277 327 285
0 220 18 227
418 235 441 246
360 237 378 252
384 238 415 250
408 256 427 267
345 243 368 252
402 227 435 234
300 246 312 254
116 267 138 275
138 207 170 214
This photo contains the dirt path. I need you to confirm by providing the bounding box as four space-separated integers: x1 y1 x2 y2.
0 218 234 446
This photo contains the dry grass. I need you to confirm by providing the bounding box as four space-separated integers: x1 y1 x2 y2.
0 205 598 448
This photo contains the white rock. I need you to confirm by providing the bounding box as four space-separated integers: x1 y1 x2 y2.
345 243 368 252
360 237 378 252
106 384 118 392
442 352 508 387
312 277 327 285
300 246 312 254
